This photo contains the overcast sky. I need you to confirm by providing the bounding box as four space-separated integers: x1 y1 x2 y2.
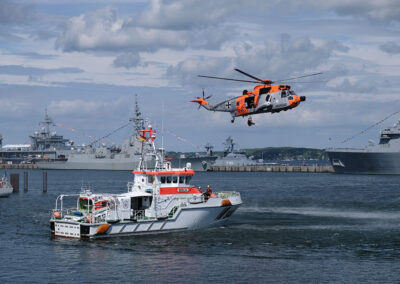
1 0 400 152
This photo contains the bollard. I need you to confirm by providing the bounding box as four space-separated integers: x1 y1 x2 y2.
10 173 19 193
43 171 47 193
24 172 28 192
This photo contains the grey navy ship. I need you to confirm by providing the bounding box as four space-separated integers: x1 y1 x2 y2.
170 143 218 171
213 136 258 166
0 110 73 164
326 119 400 174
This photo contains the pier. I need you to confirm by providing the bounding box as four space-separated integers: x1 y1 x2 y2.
209 164 334 173
0 164 38 169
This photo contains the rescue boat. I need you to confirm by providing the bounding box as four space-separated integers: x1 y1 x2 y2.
50 121 242 239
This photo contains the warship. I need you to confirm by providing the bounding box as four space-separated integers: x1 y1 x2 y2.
170 143 218 171
213 136 258 166
326 119 400 174
37 100 154 171
0 110 73 164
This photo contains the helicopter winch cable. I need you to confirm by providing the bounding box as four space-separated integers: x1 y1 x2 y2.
341 110 400 144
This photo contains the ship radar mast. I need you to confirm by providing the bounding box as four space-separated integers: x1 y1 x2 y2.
40 108 53 135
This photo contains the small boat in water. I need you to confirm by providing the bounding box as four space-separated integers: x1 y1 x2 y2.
50 121 242 239
0 174 13 197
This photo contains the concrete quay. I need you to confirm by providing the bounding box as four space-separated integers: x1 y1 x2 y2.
0 164 38 169
209 164 334 173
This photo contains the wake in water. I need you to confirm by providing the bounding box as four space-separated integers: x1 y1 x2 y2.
239 206 400 220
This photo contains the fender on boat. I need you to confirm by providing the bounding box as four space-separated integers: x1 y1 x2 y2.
96 224 111 235
221 199 232 207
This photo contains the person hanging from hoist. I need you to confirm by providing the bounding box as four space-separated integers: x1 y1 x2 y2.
247 116 255 127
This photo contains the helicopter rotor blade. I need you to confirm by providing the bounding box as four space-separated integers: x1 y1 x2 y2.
205 95 212 100
275 72 323 83
198 75 260 84
234 68 265 82
202 88 205 99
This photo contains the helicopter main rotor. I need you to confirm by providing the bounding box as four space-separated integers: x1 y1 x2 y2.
198 69 322 85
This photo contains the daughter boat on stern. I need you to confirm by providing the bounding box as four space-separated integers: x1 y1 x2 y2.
50 121 242 239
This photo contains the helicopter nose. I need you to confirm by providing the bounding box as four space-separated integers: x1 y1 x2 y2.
300 96 306 102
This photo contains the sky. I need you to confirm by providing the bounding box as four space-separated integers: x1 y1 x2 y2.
0 0 400 152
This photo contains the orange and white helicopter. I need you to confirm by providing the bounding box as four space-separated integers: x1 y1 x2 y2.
191 68 321 126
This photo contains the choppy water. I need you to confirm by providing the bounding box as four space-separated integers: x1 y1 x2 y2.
1 170 400 283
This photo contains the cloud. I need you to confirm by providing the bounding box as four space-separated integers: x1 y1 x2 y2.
290 0 400 23
137 0 240 30
113 52 141 69
167 35 348 89
55 5 236 54
0 0 36 26
380 41 400 54
0 65 84 76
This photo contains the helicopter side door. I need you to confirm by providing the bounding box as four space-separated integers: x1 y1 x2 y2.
236 96 249 116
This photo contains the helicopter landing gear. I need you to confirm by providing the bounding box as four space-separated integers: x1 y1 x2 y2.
247 116 255 126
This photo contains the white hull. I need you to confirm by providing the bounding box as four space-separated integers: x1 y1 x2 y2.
51 202 240 239
0 184 13 197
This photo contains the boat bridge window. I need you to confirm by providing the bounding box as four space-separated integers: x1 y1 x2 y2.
78 199 93 213
185 176 192 184
173 176 178 183
166 176 172 183
160 176 166 183
179 176 184 184
147 175 154 184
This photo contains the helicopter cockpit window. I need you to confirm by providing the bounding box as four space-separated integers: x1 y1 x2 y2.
266 95 270 102
288 96 293 100
259 87 271 94
281 91 287 98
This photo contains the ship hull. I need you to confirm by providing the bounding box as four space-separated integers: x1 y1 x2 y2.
38 157 215 171
327 150 400 174
51 203 241 239
37 160 140 171
170 156 218 171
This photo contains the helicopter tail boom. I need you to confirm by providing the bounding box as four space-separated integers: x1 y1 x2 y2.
190 98 213 110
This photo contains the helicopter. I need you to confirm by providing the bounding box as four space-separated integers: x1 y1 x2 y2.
191 68 322 126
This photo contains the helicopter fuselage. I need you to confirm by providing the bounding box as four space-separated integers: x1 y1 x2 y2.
194 84 305 119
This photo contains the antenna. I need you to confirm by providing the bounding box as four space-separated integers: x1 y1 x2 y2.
161 100 165 162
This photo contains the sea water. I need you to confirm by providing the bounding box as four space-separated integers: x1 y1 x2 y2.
1 170 400 283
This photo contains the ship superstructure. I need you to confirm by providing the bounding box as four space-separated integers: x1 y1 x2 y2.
213 136 258 166
0 110 72 164
37 99 154 170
